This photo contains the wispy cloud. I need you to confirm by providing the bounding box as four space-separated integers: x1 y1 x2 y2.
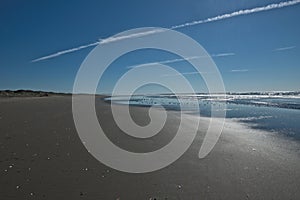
127 53 235 69
32 0 300 62
231 69 249 72
273 46 296 51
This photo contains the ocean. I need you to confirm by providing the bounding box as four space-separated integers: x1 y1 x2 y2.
105 93 300 140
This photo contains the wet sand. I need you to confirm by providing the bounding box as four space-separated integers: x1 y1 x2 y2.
0 95 299 199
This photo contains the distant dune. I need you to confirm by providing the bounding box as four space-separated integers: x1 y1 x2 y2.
0 90 70 98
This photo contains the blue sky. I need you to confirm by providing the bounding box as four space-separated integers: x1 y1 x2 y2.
0 0 300 93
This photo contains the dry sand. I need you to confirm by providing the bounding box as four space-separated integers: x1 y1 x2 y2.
0 95 299 199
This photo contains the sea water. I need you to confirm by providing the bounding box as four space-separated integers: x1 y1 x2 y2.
105 94 300 140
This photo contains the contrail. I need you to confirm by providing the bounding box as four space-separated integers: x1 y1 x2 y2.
31 41 99 62
127 53 235 69
127 56 201 69
32 29 164 62
170 0 300 29
161 71 210 77
211 53 235 57
32 0 300 62
273 46 296 51
231 69 249 72
99 29 165 45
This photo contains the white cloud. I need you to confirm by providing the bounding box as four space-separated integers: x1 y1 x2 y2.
273 46 296 51
32 0 300 62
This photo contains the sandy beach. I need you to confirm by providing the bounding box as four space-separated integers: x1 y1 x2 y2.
0 95 299 199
